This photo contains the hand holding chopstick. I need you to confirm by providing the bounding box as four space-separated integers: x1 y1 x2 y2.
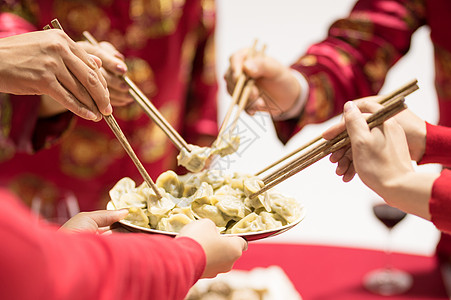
81 31 192 153
217 41 267 141
255 79 419 176
46 19 162 199
249 81 418 199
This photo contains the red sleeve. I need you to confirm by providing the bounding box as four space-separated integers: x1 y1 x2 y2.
274 0 425 143
0 12 36 38
429 169 451 234
0 189 205 300
418 122 451 166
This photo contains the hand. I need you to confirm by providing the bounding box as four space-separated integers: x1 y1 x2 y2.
59 209 129 234
77 41 134 107
176 219 247 278
0 30 112 121
339 101 436 219
322 97 427 182
224 48 301 118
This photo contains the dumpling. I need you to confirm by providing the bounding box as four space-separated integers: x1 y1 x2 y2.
147 188 176 216
259 211 283 230
177 145 212 173
123 207 150 228
212 134 240 157
192 203 229 227
268 191 303 223
229 213 261 234
243 178 271 212
201 170 226 189
157 213 193 233
192 182 214 205
156 170 183 197
214 194 246 219
109 171 303 235
109 177 137 209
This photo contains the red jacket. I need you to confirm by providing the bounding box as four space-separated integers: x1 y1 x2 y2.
0 189 205 300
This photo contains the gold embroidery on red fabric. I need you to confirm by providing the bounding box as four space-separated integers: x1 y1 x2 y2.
126 57 158 98
0 95 12 141
180 30 199 83
128 0 185 40
8 174 58 209
435 46 451 100
53 1 111 39
60 127 123 178
298 55 317 67
201 0 215 29
134 102 178 163
363 46 393 86
0 95 15 162
202 34 216 85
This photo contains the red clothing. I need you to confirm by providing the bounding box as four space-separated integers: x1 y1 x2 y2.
270 0 451 263
418 123 451 235
420 123 451 261
0 0 218 215
0 188 205 300
275 0 451 144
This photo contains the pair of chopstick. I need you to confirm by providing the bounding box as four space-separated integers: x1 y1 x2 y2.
216 40 266 141
255 79 419 176
81 32 192 153
45 19 162 199
249 80 418 199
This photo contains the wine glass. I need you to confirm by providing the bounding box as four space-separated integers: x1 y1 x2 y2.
363 200 413 296
31 190 80 226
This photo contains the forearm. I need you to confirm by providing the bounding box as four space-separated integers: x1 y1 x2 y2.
379 172 439 220
1 192 205 300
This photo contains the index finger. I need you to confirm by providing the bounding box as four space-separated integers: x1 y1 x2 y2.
322 119 346 140
63 37 112 115
343 101 371 143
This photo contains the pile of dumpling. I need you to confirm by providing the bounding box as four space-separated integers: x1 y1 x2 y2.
109 170 303 234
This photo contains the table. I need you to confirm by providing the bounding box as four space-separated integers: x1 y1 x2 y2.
233 243 449 300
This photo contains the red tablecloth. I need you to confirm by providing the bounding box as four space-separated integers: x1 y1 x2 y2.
233 243 448 300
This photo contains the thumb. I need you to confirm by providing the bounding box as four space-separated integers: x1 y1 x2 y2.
343 101 370 143
86 209 129 227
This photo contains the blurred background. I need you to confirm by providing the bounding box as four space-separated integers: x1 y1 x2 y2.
214 0 440 255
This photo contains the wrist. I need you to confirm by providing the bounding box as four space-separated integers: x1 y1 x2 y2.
379 172 438 220
409 121 427 162
273 69 307 121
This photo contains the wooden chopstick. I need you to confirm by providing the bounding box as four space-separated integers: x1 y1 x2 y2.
249 86 415 199
255 79 419 176
227 44 268 136
82 31 191 152
48 19 162 199
261 86 416 185
216 40 259 139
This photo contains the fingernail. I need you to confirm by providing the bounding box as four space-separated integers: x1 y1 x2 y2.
115 52 125 60
116 63 127 73
104 103 113 115
344 101 356 112
118 208 129 215
86 110 98 120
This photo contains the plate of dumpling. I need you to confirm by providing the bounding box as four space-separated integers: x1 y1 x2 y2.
107 169 305 241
